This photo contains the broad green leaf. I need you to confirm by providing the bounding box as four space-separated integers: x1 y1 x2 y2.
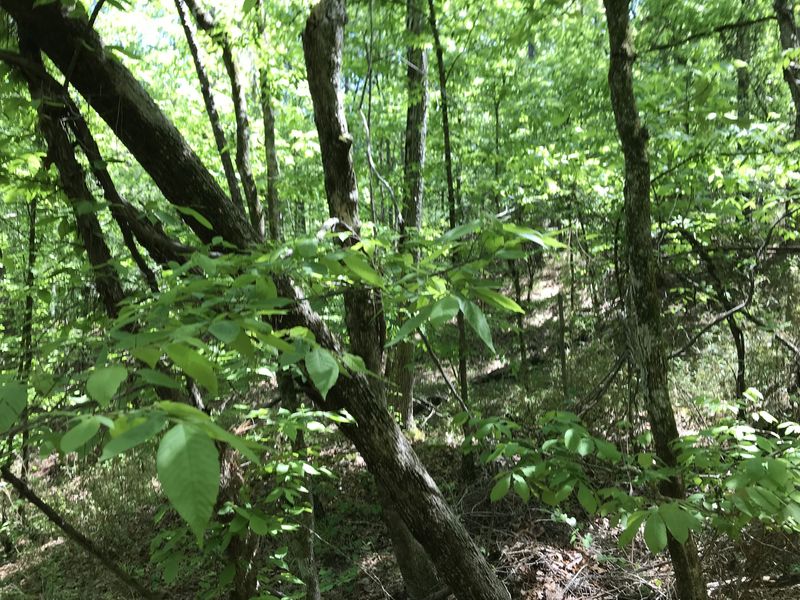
157 424 220 543
131 346 160 369
209 320 241 344
461 299 495 353
386 304 434 347
428 296 460 325
101 412 166 460
472 287 524 314
595 439 621 462
643 512 668 553
619 511 646 546
61 418 101 453
564 427 582 452
305 348 339 399
0 382 27 434
86 366 128 407
166 344 217 395
199 420 262 464
659 502 690 544
502 223 565 248
513 474 530 502
577 484 597 514
490 474 511 502
157 400 210 422
342 253 383 287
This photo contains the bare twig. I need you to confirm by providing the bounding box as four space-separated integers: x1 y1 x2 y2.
418 329 469 413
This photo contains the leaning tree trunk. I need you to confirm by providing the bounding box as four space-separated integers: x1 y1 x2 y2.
301 3 444 598
775 0 800 140
602 2 707 600
4 3 511 597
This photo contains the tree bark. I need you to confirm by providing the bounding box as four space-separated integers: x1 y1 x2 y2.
255 0 283 242
603 2 707 599
184 0 264 237
775 0 800 140
21 37 125 318
18 195 37 479
174 0 244 214
393 0 429 430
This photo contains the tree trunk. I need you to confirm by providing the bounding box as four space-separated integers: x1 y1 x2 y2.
602 2 707 599
174 0 244 214
393 0 429 430
256 0 283 242
21 37 125 318
775 0 800 140
18 195 36 479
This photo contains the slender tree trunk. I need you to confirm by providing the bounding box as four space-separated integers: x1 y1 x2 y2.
174 0 244 213
428 0 474 481
393 0 429 430
603 2 707 599
255 0 283 242
18 196 36 479
775 0 800 140
184 0 264 237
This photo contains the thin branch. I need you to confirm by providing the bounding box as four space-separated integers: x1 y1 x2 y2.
418 329 469 413
0 466 161 599
359 110 398 225
645 15 774 54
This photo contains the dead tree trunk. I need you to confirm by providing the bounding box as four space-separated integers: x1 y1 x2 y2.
603 2 707 599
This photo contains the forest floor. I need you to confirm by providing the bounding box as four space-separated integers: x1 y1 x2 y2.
2 270 800 599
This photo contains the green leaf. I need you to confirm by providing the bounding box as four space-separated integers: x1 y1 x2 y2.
131 346 160 369
659 502 690 544
577 484 597 514
461 299 495 353
61 418 101 453
386 304 433 347
472 287 524 314
643 512 668 553
564 427 582 452
209 320 241 344
157 424 220 544
0 382 27 434
166 344 217 395
619 511 646 546
595 438 621 462
199 420 262 464
342 252 383 287
175 205 212 229
513 474 530 502
101 413 166 460
86 366 128 407
305 348 339 399
502 223 565 248
490 474 511 502
428 296 460 325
